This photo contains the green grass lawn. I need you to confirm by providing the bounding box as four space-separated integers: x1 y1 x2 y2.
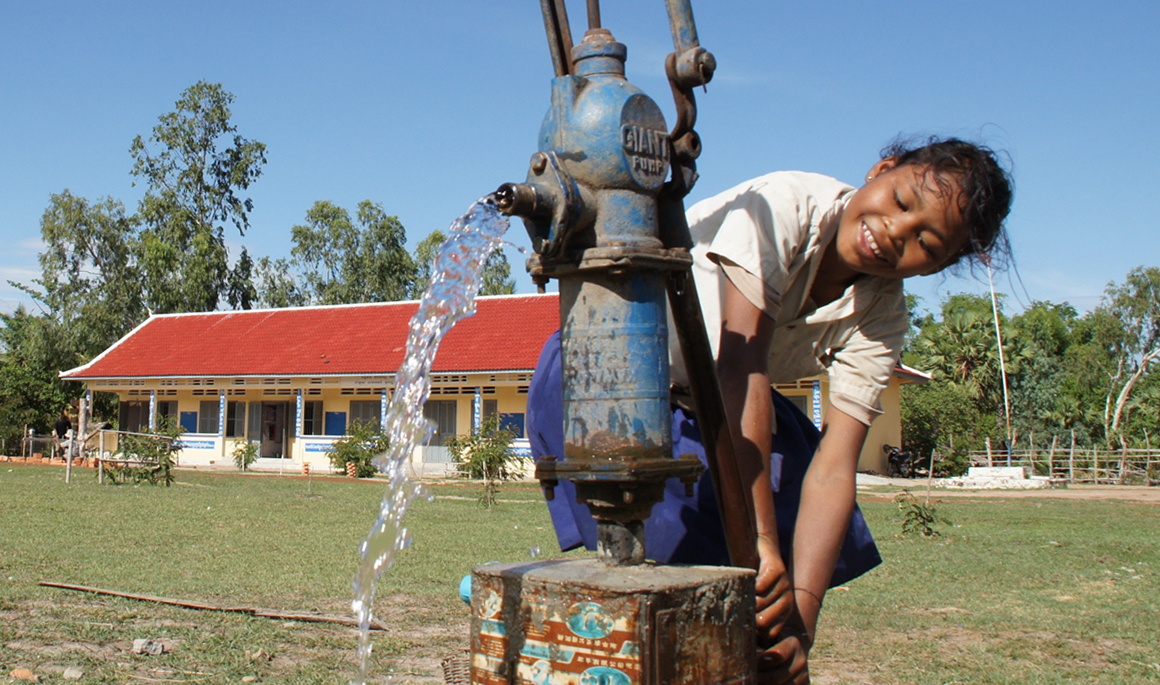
0 464 1157 684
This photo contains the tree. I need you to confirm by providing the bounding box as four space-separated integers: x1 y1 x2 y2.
901 380 995 474
1007 302 1078 440
1081 267 1160 445
109 416 181 486
24 192 145 357
480 249 516 296
447 416 520 507
2 193 144 441
413 230 515 298
329 420 390 478
254 256 307 309
287 200 417 305
1 81 266 446
413 230 446 298
903 293 1036 454
906 294 1027 414
0 307 75 445
130 81 266 313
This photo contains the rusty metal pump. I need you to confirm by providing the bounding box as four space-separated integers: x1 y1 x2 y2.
473 3 760 683
496 0 721 567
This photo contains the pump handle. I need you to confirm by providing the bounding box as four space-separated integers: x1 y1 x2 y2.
540 0 575 77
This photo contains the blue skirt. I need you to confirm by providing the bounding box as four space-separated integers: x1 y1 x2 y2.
527 331 881 587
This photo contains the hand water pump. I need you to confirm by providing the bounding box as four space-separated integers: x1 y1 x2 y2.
470 2 761 683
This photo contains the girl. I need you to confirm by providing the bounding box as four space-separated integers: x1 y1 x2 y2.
527 136 1013 684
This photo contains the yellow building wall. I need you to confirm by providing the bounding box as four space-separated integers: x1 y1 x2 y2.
772 377 905 476
85 371 903 475
85 372 536 472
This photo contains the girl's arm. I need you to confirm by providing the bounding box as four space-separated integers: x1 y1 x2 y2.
791 406 868 641
715 276 793 640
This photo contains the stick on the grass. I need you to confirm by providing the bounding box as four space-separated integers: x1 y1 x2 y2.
38 581 387 630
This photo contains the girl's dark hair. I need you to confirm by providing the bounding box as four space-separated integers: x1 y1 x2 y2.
882 136 1013 268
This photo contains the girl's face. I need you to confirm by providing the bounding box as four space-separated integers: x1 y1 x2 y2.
834 159 969 280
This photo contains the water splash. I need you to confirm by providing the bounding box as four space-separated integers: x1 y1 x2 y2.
351 197 509 684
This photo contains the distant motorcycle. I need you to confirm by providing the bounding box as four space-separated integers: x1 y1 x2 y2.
884 444 926 478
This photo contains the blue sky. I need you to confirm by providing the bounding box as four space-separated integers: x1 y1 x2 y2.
2 1 1156 318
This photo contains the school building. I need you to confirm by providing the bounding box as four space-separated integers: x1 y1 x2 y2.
60 292 924 475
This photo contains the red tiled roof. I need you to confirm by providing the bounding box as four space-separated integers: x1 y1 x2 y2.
61 294 560 380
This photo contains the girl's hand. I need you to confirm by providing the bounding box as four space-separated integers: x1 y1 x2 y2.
757 607 813 685
754 533 794 648
757 634 810 685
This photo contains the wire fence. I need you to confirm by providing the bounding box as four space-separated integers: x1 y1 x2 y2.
968 437 1160 486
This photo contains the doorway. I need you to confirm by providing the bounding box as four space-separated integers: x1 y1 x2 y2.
253 401 289 459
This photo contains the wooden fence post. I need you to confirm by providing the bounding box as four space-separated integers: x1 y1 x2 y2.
986 438 993 467
1118 437 1128 485
1048 435 1057 478
1069 430 1076 483
1146 431 1154 485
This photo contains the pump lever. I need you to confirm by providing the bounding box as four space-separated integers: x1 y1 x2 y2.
540 0 575 77
664 0 716 89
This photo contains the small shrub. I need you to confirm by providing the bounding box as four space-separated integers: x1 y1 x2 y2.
447 416 520 507
895 489 950 537
933 449 970 478
110 418 181 486
328 420 389 478
232 440 259 471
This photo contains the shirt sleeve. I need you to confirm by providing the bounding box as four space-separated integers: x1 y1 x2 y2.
702 179 813 322
827 282 908 425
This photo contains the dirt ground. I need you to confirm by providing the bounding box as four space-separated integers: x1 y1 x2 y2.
856 476 1160 503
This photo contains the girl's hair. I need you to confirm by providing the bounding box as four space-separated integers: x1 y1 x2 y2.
881 136 1013 269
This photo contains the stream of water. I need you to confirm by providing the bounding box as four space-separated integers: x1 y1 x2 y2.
351 197 509 684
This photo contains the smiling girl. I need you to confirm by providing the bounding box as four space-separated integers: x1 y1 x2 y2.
527 136 1014 684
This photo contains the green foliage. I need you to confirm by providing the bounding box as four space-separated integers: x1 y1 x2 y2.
109 418 181 486
31 191 145 355
906 293 1029 415
0 81 269 448
1099 267 1160 441
0 307 76 446
328 420 389 478
480 249 516 296
231 439 259 471
267 200 417 306
894 490 949 537
900 381 995 474
900 277 1158 455
253 256 306 308
412 230 446 298
413 230 514 298
130 80 266 314
447 416 520 507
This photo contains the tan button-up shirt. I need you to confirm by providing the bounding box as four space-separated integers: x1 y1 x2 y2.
669 171 908 426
